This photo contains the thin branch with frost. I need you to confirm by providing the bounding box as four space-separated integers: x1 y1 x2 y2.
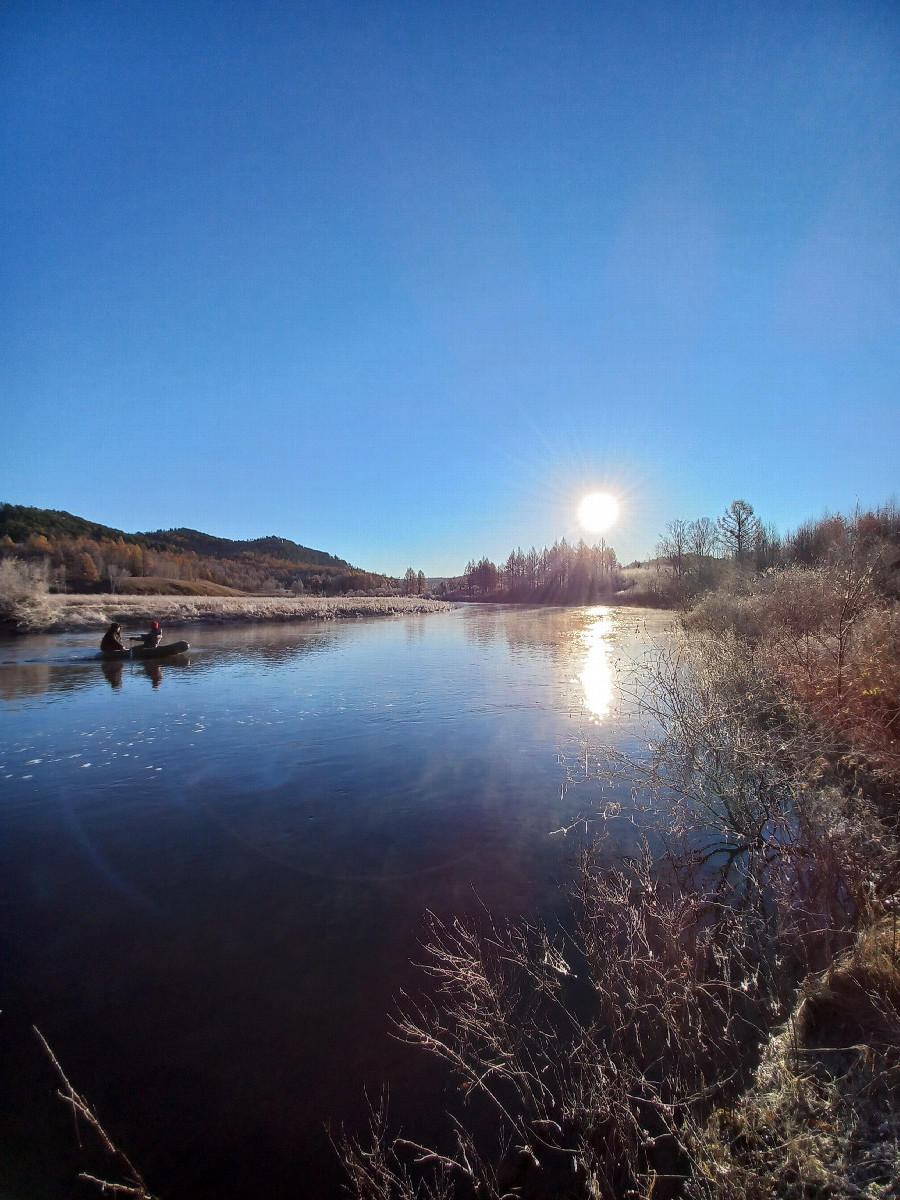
34 1027 157 1200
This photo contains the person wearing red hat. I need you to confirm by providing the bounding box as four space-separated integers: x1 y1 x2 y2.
130 620 162 649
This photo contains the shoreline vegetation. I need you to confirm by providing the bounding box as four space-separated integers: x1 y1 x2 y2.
0 588 451 636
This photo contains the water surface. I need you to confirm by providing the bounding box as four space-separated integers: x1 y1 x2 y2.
0 605 668 1198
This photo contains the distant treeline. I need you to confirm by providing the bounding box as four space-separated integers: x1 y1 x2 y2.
448 499 900 608
0 504 400 595
441 539 622 604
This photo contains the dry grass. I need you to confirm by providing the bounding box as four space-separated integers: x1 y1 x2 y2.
687 559 900 774
109 576 247 596
14 593 450 633
694 914 900 1200
338 839 797 1200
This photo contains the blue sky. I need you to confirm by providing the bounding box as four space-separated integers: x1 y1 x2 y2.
2 0 898 576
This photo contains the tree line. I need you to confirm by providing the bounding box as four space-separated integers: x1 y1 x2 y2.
652 498 900 603
445 498 900 609
446 538 622 604
0 527 403 596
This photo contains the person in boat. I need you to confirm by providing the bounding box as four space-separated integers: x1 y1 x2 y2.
100 622 126 652
130 620 163 649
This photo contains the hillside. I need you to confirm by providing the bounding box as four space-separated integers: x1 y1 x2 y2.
0 505 352 569
0 505 135 546
0 503 387 595
146 527 349 568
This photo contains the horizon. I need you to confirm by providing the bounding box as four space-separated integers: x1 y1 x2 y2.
3 1 899 575
6 494 897 583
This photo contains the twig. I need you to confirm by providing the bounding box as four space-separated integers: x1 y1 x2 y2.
33 1027 158 1200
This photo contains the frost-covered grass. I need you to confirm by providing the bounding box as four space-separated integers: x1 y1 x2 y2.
0 558 54 630
22 593 450 633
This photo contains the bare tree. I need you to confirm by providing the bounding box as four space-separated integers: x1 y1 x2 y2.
658 519 690 585
718 500 760 561
688 517 719 560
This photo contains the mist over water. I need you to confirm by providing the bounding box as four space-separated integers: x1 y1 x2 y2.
0 606 669 1199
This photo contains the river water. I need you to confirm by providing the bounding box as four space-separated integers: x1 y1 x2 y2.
0 604 669 1199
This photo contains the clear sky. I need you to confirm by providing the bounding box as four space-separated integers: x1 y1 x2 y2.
3 1 898 576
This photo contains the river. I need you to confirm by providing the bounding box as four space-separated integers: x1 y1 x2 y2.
0 604 669 1198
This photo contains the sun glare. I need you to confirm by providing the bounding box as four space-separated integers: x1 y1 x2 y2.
578 492 619 534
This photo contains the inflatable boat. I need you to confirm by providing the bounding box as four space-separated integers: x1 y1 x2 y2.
99 640 190 661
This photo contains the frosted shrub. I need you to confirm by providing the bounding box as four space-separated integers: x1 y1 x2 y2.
0 557 51 629
685 588 768 639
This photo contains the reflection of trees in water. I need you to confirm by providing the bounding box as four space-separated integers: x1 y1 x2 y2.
462 604 581 655
0 628 343 701
0 662 99 702
462 603 653 655
186 628 340 671
461 605 667 728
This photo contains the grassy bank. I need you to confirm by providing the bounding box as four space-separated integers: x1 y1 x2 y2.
4 589 450 634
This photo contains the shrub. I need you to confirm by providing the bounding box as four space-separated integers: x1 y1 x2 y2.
0 557 51 630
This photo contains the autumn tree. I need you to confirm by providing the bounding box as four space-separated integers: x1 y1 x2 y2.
79 553 99 585
754 522 782 571
27 533 52 556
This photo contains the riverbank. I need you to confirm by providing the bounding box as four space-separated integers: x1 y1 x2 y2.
5 593 451 634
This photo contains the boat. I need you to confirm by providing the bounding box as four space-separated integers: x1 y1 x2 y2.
98 640 191 661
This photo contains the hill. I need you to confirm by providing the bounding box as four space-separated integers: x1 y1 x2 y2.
0 505 134 546
0 505 352 569
0 503 386 595
145 527 348 568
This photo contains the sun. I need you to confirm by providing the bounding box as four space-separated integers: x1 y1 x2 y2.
578 492 619 534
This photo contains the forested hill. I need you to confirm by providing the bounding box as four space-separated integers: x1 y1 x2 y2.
0 505 351 569
1 504 133 546
0 503 386 594
141 527 349 569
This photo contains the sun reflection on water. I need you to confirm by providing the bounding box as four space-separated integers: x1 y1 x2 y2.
579 609 615 720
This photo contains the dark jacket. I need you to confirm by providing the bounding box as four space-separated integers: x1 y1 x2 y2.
101 627 125 652
133 627 162 648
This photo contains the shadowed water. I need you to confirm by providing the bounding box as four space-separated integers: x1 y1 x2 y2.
0 605 668 1199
